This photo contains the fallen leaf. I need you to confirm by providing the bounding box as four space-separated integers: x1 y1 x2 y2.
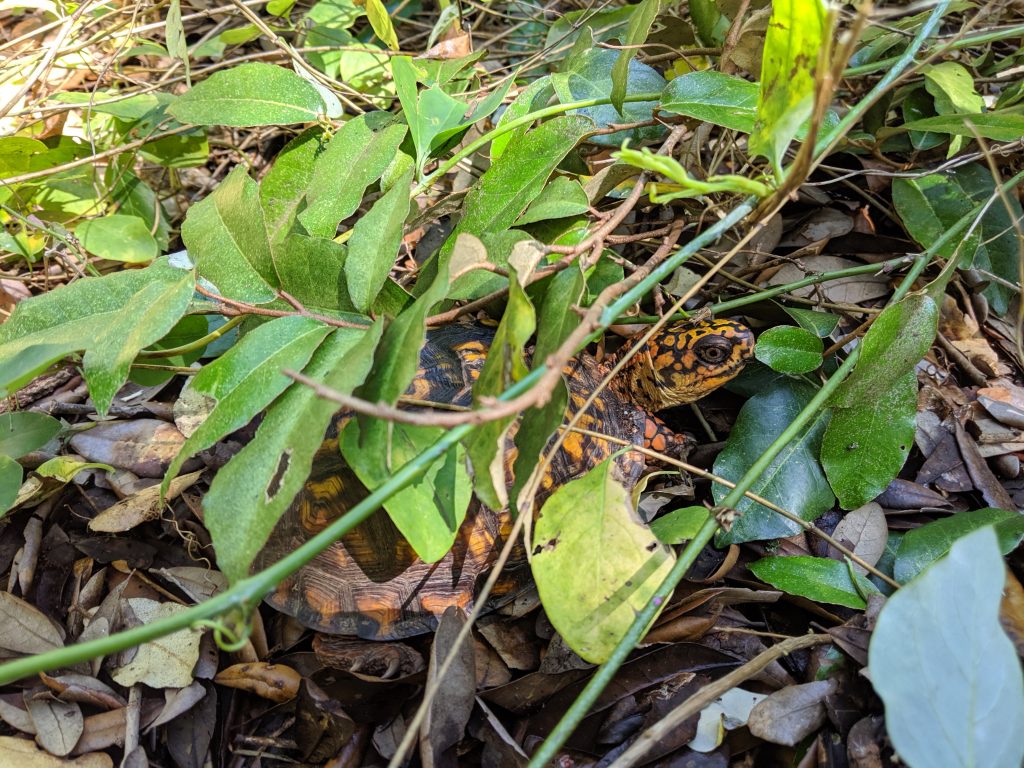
213 662 301 703
747 679 838 746
0 736 112 767
0 592 65 655
88 470 202 532
109 600 202 689
25 696 84 758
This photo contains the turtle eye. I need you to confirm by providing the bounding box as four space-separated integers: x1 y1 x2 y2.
694 337 731 366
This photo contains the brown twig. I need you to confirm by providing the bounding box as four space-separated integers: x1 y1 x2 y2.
194 285 370 329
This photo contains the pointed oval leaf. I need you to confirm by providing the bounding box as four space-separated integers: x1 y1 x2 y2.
168 63 327 126
754 325 823 374
532 458 675 663
659 70 759 133
749 555 880 610
870 526 1024 768
75 214 159 264
0 412 61 459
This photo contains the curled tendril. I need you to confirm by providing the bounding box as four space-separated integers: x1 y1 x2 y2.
193 609 253 652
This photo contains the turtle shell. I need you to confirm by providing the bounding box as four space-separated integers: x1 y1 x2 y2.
257 323 648 639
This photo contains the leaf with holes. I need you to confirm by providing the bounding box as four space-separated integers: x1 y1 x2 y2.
532 458 675 663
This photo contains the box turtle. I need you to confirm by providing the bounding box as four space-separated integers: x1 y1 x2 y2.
257 319 755 639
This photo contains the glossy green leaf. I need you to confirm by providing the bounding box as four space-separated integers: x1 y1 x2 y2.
713 380 834 544
181 166 276 304
0 343 80 398
204 323 380 582
298 117 407 238
553 47 665 147
893 508 1024 584
822 373 915 510
754 325 822 374
75 214 158 264
168 63 326 126
162 315 332 496
464 269 536 510
516 176 590 226
923 62 984 116
532 458 675 663
0 258 194 416
831 293 937 407
871 526 1024 768
659 71 759 133
345 168 413 313
611 0 660 114
903 111 1024 141
651 505 711 544
748 0 828 175
341 421 471 562
689 0 729 46
782 307 839 337
0 413 61 460
893 164 1021 314
749 555 880 609
0 455 20 514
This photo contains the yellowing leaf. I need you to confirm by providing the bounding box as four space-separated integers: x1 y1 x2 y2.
531 459 675 663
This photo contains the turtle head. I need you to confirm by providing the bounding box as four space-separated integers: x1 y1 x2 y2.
622 319 755 412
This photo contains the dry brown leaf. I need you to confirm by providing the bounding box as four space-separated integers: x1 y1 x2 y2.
25 696 83 757
68 420 186 478
213 662 301 703
420 607 475 768
87 470 202 533
829 502 888 574
0 736 112 768
109 600 202 689
747 679 838 746
38 674 126 710
0 592 65 655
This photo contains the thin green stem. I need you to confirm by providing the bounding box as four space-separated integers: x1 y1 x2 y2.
0 199 754 686
137 315 244 358
410 92 663 197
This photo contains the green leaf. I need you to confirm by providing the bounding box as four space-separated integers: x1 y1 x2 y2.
129 314 210 387
464 268 536 510
531 458 675 663
659 71 759 133
341 421 471 562
274 235 354 312
345 168 413 313
491 77 554 160
893 164 1022 314
168 63 326 126
364 0 398 49
162 315 331 496
831 293 937 407
748 0 828 175
893 508 1024 584
0 455 20 514
204 323 380 582
0 412 61 459
923 62 984 115
754 325 822 374
822 373 915 510
75 214 158 264
870 526 1024 768
511 264 584 509
782 307 839 337
440 115 594 266
543 6 634 50
0 343 80 399
260 127 326 238
181 165 276 304
749 555 880 609
713 380 834 544
611 0 660 114
552 47 665 147
0 258 194 416
298 116 407 238
166 0 189 80
651 505 712 544
516 176 590 226
902 111 1024 141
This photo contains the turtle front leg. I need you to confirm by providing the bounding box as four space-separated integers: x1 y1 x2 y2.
642 414 694 458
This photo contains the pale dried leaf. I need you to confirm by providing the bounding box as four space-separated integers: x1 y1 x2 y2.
0 592 65 655
152 567 227 602
26 697 84 757
109 600 202 689
68 420 186 478
0 698 36 734
0 736 112 767
39 674 126 710
88 470 202 532
830 502 888 574
747 679 838 746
